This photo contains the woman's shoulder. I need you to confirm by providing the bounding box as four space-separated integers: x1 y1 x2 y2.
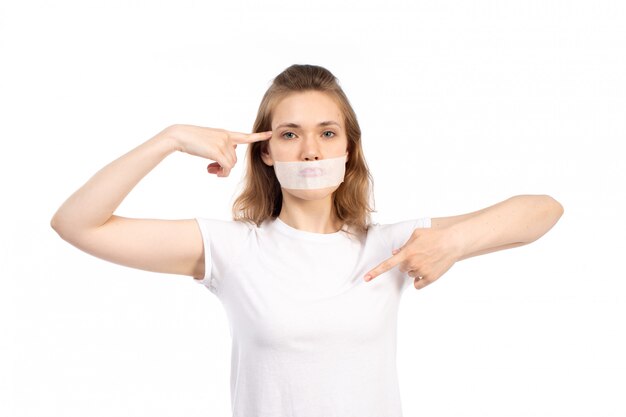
365 217 431 240
371 217 431 230
194 217 258 235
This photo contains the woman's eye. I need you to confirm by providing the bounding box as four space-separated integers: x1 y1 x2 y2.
281 131 335 139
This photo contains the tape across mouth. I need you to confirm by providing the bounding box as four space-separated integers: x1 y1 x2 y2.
298 167 323 177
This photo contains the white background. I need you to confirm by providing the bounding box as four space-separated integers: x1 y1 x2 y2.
1 0 624 416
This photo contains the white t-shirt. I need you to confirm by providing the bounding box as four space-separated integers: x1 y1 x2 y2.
194 215 431 417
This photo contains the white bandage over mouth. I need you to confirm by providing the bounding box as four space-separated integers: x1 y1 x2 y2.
273 154 347 190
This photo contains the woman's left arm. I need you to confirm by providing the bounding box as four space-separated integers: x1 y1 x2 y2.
364 195 564 289
438 194 564 261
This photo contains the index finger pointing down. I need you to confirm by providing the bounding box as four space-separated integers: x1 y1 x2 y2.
364 251 406 282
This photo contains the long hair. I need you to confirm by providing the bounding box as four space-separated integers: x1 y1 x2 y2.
231 64 376 236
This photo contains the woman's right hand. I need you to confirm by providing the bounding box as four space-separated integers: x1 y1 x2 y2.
165 124 273 177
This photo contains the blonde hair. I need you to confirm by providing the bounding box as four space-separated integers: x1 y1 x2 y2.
231 64 376 236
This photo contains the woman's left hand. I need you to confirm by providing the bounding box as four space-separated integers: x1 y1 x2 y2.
363 227 462 290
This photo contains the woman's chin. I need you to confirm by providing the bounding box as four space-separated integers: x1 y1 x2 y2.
282 186 338 201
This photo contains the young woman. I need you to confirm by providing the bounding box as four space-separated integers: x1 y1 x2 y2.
51 64 563 416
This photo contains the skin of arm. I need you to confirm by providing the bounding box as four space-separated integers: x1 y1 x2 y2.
49 126 207 278
443 194 564 261
364 194 564 288
50 124 269 279
50 126 180 236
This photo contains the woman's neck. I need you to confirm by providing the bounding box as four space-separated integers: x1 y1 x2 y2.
278 193 343 234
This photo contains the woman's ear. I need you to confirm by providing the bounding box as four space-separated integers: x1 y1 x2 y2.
261 143 274 166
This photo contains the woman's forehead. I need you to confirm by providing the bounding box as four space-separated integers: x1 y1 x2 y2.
274 120 342 130
271 91 344 128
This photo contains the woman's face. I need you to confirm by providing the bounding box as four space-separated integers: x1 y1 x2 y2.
262 90 349 201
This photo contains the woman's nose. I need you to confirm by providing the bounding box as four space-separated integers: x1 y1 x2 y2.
302 135 321 161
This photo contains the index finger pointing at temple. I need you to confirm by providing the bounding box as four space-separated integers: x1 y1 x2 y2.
229 130 273 144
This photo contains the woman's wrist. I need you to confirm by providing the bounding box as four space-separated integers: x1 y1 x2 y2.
156 124 183 153
446 223 468 262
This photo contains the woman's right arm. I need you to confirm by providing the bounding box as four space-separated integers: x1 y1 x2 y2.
50 124 272 279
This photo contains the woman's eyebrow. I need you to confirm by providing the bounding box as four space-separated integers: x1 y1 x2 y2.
274 121 341 129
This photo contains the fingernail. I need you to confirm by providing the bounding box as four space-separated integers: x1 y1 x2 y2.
364 275 371 282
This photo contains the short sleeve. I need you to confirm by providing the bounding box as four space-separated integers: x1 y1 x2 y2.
377 217 431 292
378 217 431 253
193 217 254 295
